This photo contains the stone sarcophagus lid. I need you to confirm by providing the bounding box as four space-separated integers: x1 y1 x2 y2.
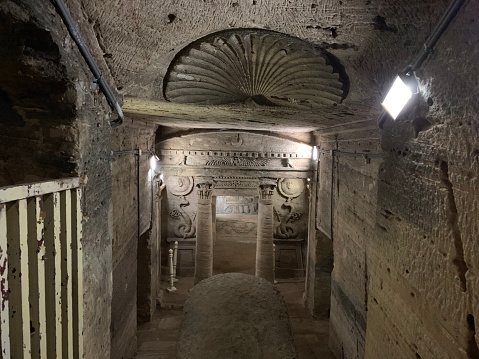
177 273 297 359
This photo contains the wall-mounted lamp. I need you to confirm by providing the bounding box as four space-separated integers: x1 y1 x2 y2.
381 72 418 120
378 0 465 129
312 146 319 161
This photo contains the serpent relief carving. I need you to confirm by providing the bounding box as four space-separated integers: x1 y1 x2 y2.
169 196 196 238
167 176 196 238
274 199 302 239
274 178 305 239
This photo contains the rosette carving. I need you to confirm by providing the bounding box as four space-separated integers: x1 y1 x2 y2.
166 176 194 196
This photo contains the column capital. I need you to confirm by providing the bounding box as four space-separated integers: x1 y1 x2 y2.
258 177 277 201
197 177 213 200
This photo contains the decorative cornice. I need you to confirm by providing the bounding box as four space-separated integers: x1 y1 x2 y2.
214 178 258 189
159 149 312 159
206 157 270 167
164 30 346 109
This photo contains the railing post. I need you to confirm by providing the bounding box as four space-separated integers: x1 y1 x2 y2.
0 203 10 359
173 241 179 283
72 188 84 359
60 190 74 358
8 199 32 358
167 249 177 292
35 196 48 358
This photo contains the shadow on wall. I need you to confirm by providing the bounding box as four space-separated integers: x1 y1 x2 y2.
0 12 78 186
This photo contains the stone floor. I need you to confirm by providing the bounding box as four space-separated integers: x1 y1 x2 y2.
135 276 335 359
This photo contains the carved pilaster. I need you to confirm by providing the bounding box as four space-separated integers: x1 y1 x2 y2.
194 178 214 284
256 178 277 282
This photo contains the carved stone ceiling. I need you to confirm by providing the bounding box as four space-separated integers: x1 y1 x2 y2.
76 0 450 134
164 30 346 108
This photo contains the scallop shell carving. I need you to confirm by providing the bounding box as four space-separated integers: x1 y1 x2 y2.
164 31 345 108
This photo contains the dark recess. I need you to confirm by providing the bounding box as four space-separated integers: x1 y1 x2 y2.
372 15 398 32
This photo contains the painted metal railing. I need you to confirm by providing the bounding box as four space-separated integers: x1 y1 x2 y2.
0 178 84 358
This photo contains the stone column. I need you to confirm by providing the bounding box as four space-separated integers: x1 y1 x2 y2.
194 178 214 285
255 178 277 282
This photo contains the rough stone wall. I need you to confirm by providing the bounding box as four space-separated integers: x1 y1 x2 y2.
305 228 334 320
315 2 479 358
365 2 479 358
0 1 116 358
317 134 381 359
110 120 157 358
0 3 77 186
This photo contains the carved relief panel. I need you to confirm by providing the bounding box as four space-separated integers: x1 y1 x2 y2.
166 176 197 239
273 178 308 240
216 196 258 215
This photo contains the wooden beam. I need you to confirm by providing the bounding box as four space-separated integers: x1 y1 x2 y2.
123 97 377 133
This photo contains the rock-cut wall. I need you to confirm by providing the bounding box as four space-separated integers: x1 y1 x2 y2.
0 1 117 357
319 2 479 358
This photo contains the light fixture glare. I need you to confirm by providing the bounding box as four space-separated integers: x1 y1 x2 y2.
312 146 318 160
149 155 157 171
381 75 414 120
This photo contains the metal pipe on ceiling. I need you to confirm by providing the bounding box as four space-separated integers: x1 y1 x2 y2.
50 0 124 128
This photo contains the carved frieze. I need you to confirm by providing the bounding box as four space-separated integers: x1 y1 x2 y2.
206 157 270 167
216 221 256 235
216 196 258 214
225 133 244 147
214 177 258 189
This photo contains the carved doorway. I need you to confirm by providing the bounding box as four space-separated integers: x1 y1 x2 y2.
213 195 258 275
